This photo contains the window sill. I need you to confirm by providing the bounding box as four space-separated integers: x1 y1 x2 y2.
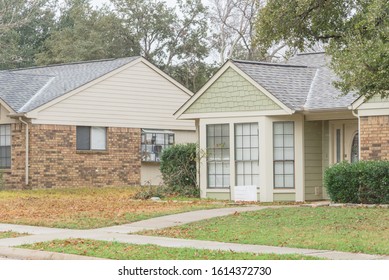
273 188 295 193
141 161 161 164
76 150 109 154
207 188 231 192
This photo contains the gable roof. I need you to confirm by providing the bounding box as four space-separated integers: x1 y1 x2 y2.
176 52 360 119
0 57 139 113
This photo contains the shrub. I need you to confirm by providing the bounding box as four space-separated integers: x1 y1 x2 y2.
160 143 199 197
133 185 166 200
324 161 389 204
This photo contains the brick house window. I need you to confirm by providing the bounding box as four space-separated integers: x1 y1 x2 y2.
141 129 174 162
76 126 107 150
0 124 11 168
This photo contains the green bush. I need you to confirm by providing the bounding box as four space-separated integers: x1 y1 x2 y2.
324 161 389 204
160 143 199 197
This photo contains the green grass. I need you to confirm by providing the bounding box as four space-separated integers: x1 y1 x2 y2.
20 239 322 260
0 231 27 239
139 207 389 255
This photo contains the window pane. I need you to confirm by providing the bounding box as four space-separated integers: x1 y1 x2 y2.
215 175 223 187
222 149 230 160
207 136 214 148
223 163 230 174
284 161 294 174
208 175 215 187
236 149 242 161
274 135 283 147
243 124 251 135
244 161 252 174
222 124 229 136
243 135 250 148
244 175 252 185
251 136 258 148
235 124 242 136
274 148 284 160
284 135 294 147
91 127 106 150
242 149 251 160
274 162 283 175
284 148 294 160
250 123 258 135
223 175 230 187
284 122 294 134
250 148 258 160
235 136 243 148
76 126 90 150
208 162 215 174
274 123 283 134
236 175 244 186
216 162 223 174
215 125 222 136
207 125 214 136
236 162 244 174
285 175 294 188
274 175 284 188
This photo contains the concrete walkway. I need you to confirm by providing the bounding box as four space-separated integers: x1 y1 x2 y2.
0 205 388 260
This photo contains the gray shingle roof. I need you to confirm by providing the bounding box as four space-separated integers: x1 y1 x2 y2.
0 56 139 113
231 53 359 111
232 60 316 110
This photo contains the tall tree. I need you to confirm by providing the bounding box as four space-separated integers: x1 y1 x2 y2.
255 0 389 99
36 0 139 65
111 0 209 68
0 0 54 69
209 0 285 64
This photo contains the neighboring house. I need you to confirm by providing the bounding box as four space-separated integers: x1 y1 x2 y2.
175 52 388 202
0 57 196 189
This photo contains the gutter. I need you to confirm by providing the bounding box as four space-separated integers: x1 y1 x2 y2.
18 117 29 186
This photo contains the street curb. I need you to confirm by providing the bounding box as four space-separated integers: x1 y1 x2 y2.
0 246 106 260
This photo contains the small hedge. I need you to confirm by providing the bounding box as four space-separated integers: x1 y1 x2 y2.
160 143 199 197
324 161 389 204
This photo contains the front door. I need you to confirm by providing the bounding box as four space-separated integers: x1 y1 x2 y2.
329 120 358 164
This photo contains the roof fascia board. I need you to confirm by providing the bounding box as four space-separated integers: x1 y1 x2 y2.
177 110 289 120
349 95 365 110
25 57 143 116
174 61 233 118
139 58 193 97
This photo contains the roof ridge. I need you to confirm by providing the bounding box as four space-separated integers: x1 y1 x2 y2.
18 76 56 113
231 59 308 68
303 68 320 109
9 56 140 72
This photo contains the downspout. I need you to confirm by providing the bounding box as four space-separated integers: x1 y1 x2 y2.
18 117 29 186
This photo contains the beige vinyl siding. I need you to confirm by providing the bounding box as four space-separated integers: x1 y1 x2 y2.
304 121 323 201
33 61 194 131
0 105 16 124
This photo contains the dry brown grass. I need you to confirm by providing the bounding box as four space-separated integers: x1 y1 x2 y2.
0 187 227 229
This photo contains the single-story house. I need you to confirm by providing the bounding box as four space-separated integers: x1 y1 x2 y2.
0 57 196 189
175 52 388 202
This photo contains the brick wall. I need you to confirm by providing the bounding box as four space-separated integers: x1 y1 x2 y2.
360 116 389 160
4 124 141 189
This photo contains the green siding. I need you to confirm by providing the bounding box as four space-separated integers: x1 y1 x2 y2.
304 121 323 201
322 121 330 199
206 192 231 200
274 193 295 201
185 67 281 114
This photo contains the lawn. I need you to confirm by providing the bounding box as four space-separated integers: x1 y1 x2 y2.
0 187 227 229
0 231 27 239
20 239 321 260
139 207 389 255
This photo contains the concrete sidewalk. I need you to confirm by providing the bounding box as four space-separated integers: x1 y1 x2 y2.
0 205 388 260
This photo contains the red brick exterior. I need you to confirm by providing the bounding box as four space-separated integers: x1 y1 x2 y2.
360 116 389 160
3 124 141 189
